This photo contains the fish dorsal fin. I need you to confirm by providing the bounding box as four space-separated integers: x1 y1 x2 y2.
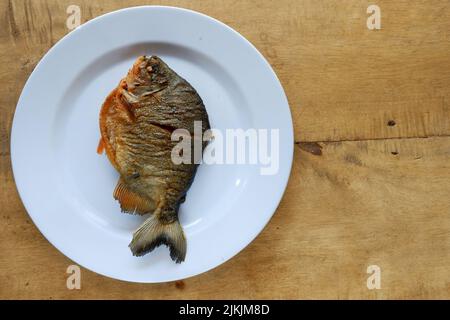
113 179 153 215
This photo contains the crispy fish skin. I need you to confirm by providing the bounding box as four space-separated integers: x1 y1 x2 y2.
99 56 210 263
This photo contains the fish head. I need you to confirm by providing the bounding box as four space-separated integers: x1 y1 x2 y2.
123 56 171 96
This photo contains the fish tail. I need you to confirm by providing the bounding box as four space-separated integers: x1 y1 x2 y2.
129 213 186 263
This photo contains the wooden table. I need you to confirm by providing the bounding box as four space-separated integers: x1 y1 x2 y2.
1 0 449 299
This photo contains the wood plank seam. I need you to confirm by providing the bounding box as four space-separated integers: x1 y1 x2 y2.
295 134 450 144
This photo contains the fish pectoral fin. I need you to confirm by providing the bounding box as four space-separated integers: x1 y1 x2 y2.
113 179 152 215
129 212 186 263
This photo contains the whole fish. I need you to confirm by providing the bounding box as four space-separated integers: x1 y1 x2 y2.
98 56 210 263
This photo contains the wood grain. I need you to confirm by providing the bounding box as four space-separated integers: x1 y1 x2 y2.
1 0 449 299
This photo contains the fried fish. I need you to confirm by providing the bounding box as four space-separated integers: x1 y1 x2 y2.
98 56 210 263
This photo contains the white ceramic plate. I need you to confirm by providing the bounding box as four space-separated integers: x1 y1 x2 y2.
11 6 293 283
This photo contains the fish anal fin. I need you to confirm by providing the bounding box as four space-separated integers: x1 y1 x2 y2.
113 179 153 215
97 138 105 155
99 89 119 169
